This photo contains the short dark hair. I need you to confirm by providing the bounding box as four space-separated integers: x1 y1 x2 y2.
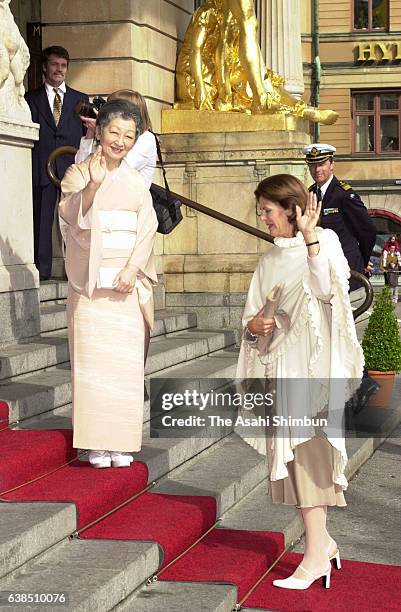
42 46 70 66
255 174 308 236
96 99 144 140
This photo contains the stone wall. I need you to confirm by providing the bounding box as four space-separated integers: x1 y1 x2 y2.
40 0 193 132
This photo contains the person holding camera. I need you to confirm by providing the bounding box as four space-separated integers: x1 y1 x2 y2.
25 45 89 280
75 89 156 189
59 99 158 468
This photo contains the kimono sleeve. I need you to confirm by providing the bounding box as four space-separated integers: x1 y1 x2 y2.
59 164 90 229
126 188 158 278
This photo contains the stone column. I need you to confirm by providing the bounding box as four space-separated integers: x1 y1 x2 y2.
0 1 40 344
257 0 304 98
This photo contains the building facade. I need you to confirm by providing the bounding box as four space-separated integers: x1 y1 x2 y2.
8 0 401 281
301 0 401 255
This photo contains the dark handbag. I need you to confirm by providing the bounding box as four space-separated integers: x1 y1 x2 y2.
150 133 183 234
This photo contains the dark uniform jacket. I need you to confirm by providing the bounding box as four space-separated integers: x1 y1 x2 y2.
25 84 88 187
309 175 376 277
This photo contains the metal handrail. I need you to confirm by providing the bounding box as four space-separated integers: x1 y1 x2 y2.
47 145 373 320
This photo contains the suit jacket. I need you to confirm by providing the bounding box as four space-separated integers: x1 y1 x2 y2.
25 84 89 188
310 176 376 274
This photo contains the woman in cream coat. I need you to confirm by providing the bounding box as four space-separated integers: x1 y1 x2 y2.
237 175 364 590
59 99 158 469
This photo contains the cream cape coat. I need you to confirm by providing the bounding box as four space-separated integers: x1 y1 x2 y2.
59 158 158 328
236 228 365 490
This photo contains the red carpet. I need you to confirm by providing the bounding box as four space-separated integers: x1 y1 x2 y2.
84 492 217 566
1 400 400 611
0 400 10 429
0 428 75 492
4 460 149 527
160 528 284 600
244 552 401 611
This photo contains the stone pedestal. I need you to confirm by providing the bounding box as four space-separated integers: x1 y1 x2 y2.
0 118 40 344
159 117 310 328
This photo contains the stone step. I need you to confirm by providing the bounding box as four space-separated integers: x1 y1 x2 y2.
40 303 197 335
0 309 226 382
1 337 237 426
0 365 71 424
0 331 69 383
39 277 166 310
0 539 160 612
145 330 236 376
151 433 266 520
40 304 68 333
124 399 401 611
39 280 68 303
115 581 236 612
0 431 261 587
0 503 76 580
11 348 239 427
3 394 399 611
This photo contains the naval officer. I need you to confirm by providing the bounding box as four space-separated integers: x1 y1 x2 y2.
304 143 376 290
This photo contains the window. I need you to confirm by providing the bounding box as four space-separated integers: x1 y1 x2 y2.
354 0 388 31
353 91 401 154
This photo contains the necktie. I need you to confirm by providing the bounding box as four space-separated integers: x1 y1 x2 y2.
53 88 62 125
316 187 323 203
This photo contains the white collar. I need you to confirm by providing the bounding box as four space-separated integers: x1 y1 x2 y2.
274 227 324 249
274 231 305 249
318 174 334 198
45 81 66 94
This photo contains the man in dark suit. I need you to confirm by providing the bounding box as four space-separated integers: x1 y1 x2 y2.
25 45 88 280
304 143 376 290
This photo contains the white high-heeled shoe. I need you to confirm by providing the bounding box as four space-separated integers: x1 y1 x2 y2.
327 538 342 570
273 564 331 590
329 548 341 570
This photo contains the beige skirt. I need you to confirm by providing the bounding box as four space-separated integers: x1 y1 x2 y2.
270 437 346 507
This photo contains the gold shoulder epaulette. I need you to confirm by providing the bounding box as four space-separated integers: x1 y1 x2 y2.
339 181 352 191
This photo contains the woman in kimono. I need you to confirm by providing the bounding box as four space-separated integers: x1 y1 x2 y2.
237 175 364 590
75 90 157 362
59 99 158 469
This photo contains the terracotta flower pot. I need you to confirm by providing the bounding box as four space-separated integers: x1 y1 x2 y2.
367 370 395 407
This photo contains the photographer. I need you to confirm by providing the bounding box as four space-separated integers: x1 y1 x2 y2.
75 89 156 189
25 46 89 280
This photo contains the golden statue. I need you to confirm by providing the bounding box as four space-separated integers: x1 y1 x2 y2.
175 0 338 125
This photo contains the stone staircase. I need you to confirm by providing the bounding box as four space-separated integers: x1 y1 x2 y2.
0 280 400 612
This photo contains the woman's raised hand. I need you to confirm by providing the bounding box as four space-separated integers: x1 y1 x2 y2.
247 307 276 337
89 146 106 186
296 192 321 236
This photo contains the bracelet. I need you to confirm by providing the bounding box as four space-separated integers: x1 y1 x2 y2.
305 240 319 247
244 325 258 343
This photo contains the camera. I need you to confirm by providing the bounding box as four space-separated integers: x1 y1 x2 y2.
75 96 106 119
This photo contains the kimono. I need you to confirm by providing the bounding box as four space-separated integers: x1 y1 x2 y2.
59 158 158 452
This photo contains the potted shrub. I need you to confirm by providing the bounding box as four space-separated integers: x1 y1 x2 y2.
362 286 401 406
